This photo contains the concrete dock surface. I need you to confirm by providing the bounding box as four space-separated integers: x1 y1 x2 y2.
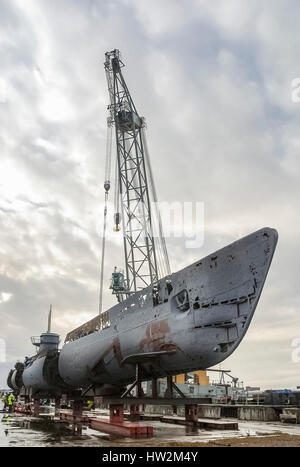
0 402 9 447
1 405 300 446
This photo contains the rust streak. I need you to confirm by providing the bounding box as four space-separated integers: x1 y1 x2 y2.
139 319 171 352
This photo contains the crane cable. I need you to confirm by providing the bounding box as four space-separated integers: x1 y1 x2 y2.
142 127 171 277
98 121 113 315
98 190 109 315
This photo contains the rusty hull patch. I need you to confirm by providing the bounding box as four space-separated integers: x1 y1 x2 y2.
139 319 172 352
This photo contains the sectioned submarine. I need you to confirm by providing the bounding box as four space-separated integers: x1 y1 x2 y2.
8 227 278 397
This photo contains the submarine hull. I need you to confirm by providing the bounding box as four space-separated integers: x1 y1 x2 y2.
22 354 66 397
58 227 278 389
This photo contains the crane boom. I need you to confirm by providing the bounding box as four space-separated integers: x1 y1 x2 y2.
104 49 167 296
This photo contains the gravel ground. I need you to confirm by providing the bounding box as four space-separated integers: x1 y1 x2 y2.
136 433 300 447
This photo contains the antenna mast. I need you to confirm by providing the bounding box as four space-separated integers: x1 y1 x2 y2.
47 304 52 333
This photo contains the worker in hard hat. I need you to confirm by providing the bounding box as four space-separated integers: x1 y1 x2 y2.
87 399 94 410
1 393 8 412
7 393 15 413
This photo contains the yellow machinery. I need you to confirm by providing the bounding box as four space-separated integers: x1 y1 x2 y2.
173 370 209 386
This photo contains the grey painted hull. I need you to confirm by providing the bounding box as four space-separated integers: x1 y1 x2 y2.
22 356 49 393
59 227 278 389
22 354 63 397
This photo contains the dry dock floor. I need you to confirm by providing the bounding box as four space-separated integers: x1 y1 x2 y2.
2 406 300 447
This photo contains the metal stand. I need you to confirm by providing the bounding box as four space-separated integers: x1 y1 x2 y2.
73 399 83 419
165 376 186 399
109 404 124 423
166 376 173 398
121 363 144 398
129 404 140 421
185 405 198 425
151 379 158 399
54 397 60 417
72 399 84 435
33 398 40 417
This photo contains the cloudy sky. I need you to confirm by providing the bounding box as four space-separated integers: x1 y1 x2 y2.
1 0 300 390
